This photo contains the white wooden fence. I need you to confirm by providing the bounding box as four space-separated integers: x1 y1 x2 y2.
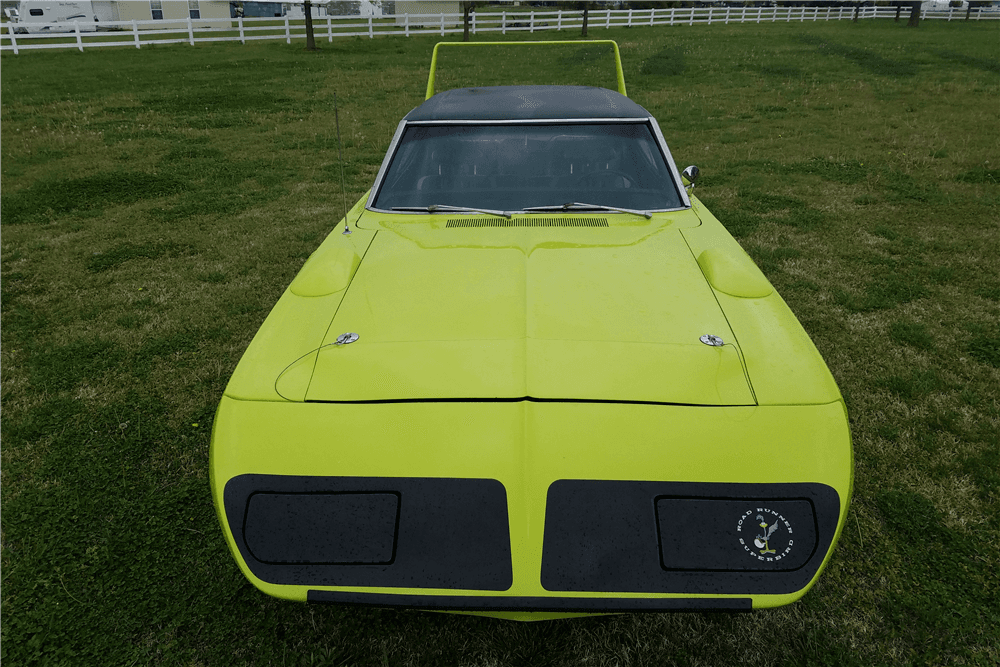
2 5 997 55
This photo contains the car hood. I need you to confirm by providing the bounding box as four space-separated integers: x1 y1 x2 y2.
291 216 755 406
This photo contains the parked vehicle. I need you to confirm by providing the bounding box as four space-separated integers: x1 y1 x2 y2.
5 0 118 33
210 41 853 620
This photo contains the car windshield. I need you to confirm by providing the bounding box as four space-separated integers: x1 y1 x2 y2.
372 123 684 212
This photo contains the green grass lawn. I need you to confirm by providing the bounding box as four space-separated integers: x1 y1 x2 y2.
2 18 999 667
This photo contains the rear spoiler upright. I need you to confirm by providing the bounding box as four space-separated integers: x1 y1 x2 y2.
424 40 628 100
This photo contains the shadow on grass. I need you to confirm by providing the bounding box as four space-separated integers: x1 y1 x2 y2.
0 171 186 225
85 241 196 273
833 272 929 313
28 337 125 393
933 49 1000 74
798 35 917 78
888 319 936 352
877 368 944 401
640 47 686 77
876 490 999 664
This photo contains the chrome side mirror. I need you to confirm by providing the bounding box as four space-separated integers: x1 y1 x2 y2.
682 165 699 190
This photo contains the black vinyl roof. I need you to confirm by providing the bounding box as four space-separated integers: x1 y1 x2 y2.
404 85 651 121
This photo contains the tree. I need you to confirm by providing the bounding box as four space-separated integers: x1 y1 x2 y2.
967 1 989 20
304 0 317 51
462 1 475 42
556 0 592 37
906 0 920 27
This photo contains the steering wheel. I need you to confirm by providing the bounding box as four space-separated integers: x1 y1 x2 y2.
574 170 634 188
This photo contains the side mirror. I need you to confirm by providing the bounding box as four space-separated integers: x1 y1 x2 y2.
681 165 699 189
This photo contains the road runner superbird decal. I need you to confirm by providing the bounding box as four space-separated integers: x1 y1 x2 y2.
737 507 796 563
755 514 779 554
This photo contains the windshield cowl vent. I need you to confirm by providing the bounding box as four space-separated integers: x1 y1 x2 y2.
446 217 609 228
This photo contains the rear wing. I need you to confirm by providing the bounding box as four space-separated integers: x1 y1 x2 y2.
425 40 628 100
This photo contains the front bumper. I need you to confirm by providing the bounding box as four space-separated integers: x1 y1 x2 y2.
210 396 851 616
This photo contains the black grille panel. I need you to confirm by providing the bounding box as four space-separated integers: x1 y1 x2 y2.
541 480 840 595
225 475 513 590
446 217 609 228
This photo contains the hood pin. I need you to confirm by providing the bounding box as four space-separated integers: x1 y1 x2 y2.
335 333 359 346
700 334 724 347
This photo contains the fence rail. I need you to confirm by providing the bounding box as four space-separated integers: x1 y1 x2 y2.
2 6 997 55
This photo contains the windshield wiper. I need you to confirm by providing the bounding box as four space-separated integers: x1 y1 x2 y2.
391 204 512 219
522 202 652 219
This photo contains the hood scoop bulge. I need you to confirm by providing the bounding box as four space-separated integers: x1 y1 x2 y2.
298 228 756 406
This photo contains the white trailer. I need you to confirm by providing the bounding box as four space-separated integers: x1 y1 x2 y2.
6 0 118 32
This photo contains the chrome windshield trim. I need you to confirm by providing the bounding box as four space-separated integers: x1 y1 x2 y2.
404 118 650 126
366 204 690 216
367 117 691 213
648 117 691 209
366 119 408 211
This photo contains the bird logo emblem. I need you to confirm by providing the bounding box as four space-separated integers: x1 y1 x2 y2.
737 507 795 563
753 514 779 555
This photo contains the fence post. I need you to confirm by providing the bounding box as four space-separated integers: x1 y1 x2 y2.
238 16 245 44
708 7 712 25
649 7 654 26
627 8 632 27
669 7 674 26
530 11 534 32
74 20 83 51
187 16 194 45
132 18 140 48
557 9 562 30
368 15 373 38
502 11 505 35
327 16 331 42
725 7 730 24
605 8 611 28
472 11 476 34
404 14 409 37
689 6 694 26
439 12 444 36
7 22 17 55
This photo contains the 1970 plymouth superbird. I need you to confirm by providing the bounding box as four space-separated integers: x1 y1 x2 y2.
210 41 852 621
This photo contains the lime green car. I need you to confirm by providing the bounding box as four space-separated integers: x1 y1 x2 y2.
210 41 852 621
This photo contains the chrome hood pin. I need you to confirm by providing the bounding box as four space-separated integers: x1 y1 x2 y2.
335 333 359 346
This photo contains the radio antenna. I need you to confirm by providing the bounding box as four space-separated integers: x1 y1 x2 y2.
334 92 351 235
